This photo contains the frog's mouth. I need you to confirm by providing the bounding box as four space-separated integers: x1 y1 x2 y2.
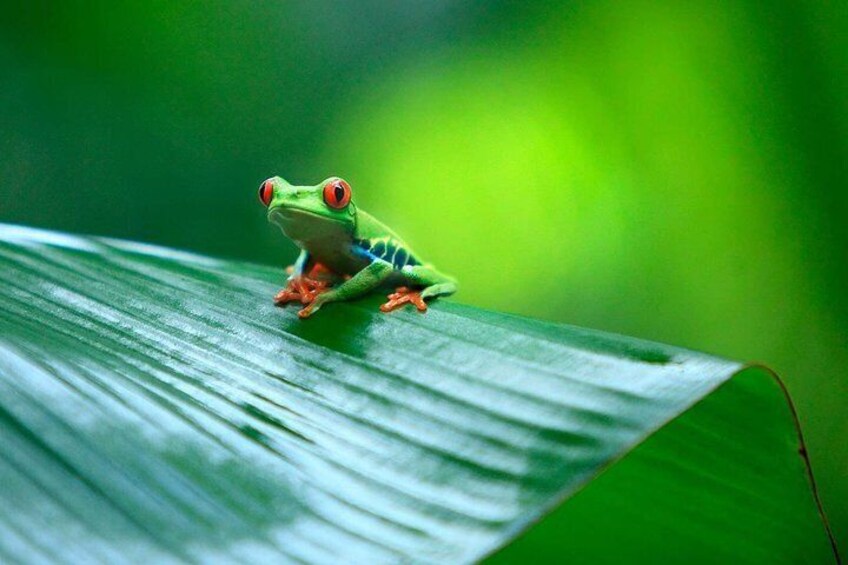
267 206 344 224
267 206 351 240
267 207 296 223
268 206 324 224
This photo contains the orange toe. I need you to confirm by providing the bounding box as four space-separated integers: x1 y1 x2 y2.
275 276 330 307
274 288 301 305
380 287 428 313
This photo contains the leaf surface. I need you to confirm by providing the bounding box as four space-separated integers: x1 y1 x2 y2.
0 225 837 563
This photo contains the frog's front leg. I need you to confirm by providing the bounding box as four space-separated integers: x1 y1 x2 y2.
274 251 332 306
298 259 393 318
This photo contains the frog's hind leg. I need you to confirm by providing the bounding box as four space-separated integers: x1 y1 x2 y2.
380 266 457 313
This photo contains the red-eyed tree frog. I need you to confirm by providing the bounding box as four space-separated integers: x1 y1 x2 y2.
259 176 457 318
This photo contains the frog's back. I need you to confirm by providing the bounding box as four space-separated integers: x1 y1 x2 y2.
353 210 427 270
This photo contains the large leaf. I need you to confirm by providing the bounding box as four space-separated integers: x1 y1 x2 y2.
0 224 837 563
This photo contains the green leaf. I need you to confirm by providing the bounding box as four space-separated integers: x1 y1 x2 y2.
0 224 837 563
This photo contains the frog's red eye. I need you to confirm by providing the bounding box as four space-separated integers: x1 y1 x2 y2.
258 180 274 207
323 179 351 209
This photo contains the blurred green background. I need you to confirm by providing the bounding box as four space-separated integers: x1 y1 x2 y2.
1 0 845 552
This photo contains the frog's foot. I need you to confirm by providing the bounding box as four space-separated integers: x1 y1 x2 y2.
380 286 428 313
274 276 330 306
297 301 319 319
305 262 335 281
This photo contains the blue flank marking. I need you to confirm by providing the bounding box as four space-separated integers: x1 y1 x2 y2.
385 243 397 264
393 248 408 268
351 243 380 263
402 248 420 267
354 238 420 269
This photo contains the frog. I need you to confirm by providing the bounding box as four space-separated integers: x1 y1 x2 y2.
258 176 457 318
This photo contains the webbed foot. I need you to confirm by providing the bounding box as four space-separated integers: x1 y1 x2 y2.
380 286 428 313
274 276 330 306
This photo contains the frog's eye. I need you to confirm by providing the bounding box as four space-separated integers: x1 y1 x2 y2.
323 179 351 209
258 180 274 207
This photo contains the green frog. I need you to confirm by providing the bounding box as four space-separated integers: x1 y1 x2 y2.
259 176 457 318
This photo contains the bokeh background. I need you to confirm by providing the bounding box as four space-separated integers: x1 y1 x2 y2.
2 0 845 551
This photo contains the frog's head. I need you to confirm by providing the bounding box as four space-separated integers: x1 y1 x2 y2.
259 176 357 241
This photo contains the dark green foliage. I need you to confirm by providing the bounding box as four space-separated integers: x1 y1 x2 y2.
0 226 836 562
